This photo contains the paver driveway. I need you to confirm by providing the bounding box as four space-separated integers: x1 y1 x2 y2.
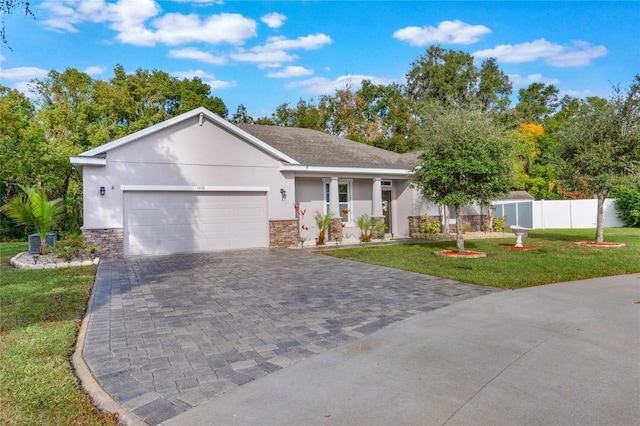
82 248 500 425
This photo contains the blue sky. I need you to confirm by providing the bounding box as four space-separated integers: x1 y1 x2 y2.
1 1 638 118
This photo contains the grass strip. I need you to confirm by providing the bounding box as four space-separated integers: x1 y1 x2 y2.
322 228 640 289
0 243 118 426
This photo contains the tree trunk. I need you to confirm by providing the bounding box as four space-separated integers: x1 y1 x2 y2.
455 204 465 253
595 192 606 243
487 198 493 231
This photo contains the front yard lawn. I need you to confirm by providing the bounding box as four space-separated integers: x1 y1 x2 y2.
322 228 640 289
0 243 118 426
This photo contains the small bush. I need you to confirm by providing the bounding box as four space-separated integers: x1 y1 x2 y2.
613 186 640 227
462 224 472 233
357 214 385 242
493 216 507 232
51 234 99 261
420 216 440 234
480 223 490 232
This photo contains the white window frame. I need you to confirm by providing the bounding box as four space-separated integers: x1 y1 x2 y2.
323 179 353 225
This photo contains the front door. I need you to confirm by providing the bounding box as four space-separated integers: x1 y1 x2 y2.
382 190 392 234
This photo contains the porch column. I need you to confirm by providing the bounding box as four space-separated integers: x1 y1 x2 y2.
329 176 340 216
372 178 383 217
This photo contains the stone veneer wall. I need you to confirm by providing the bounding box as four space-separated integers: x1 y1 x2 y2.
269 219 298 248
328 218 343 243
82 228 124 259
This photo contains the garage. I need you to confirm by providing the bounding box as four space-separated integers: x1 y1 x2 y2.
123 190 269 256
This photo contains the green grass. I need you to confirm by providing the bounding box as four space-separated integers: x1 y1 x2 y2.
323 228 640 289
0 243 118 426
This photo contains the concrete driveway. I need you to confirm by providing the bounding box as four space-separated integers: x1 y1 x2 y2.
78 249 499 425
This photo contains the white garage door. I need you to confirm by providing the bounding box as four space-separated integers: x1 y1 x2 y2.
124 191 268 256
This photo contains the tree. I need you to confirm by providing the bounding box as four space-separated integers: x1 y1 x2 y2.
271 99 323 129
405 45 512 112
557 76 640 243
1 184 64 254
514 83 559 124
412 102 514 253
230 104 254 124
0 86 36 239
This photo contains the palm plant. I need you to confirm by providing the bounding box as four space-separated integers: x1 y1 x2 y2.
314 210 334 245
1 184 64 254
356 214 386 242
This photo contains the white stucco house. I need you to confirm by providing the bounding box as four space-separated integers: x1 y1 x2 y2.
70 107 480 258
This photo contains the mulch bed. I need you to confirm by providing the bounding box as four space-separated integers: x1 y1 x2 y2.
435 250 487 258
501 244 539 251
574 241 626 248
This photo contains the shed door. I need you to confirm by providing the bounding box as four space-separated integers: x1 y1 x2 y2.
124 191 268 256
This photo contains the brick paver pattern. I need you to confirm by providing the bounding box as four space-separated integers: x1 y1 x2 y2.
83 249 500 424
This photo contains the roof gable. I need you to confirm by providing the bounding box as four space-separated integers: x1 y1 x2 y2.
72 107 299 167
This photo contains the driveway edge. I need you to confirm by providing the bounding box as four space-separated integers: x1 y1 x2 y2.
73 280 148 426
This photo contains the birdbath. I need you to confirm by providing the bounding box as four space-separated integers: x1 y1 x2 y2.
510 225 532 248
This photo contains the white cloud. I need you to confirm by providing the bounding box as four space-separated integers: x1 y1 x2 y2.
170 69 236 90
474 38 607 67
266 66 314 78
509 73 560 88
232 33 331 68
171 0 224 4
254 34 332 52
393 20 491 46
39 0 256 47
84 66 106 75
150 12 256 46
231 50 297 68
286 74 396 95
261 12 286 28
0 66 49 81
168 48 227 64
560 89 593 98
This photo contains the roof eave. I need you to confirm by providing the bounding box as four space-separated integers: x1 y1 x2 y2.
282 165 413 176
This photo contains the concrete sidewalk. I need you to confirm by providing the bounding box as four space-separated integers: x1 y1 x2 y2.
162 274 640 426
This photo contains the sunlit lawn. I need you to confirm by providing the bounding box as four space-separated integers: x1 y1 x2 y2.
0 243 118 426
322 228 640 289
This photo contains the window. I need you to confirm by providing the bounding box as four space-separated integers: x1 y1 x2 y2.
324 180 352 224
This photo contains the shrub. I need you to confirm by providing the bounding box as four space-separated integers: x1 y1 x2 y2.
492 216 507 232
420 215 440 234
462 224 472 233
612 186 640 227
480 223 490 232
51 234 99 261
314 211 334 245
356 214 385 242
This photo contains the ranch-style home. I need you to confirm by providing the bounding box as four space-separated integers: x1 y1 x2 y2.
70 107 481 258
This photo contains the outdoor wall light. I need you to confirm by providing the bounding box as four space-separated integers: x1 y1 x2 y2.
100 186 106 196
280 188 287 200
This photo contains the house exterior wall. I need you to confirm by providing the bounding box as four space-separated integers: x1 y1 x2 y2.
81 117 294 231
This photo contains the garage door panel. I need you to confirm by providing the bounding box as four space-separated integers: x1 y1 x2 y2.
124 191 268 256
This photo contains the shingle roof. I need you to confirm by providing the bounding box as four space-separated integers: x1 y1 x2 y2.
236 124 418 170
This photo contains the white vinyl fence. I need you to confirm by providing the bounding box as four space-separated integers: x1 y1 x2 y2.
491 198 623 229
